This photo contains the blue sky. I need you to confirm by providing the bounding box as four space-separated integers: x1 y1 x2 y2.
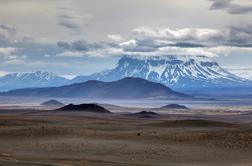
0 0 251 78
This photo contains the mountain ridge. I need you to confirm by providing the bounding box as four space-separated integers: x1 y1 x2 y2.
0 77 191 99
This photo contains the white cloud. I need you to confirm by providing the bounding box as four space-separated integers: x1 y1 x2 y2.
4 59 25 65
207 46 252 56
62 74 77 79
158 47 218 57
119 40 137 48
56 51 84 57
44 54 51 57
0 70 9 77
0 47 18 56
132 26 224 45
84 48 123 58
107 34 124 42
0 47 27 63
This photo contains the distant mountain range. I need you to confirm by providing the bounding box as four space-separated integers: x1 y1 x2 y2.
0 71 68 91
0 55 251 92
0 77 191 99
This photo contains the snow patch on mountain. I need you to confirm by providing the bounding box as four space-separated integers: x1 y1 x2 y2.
8 71 59 81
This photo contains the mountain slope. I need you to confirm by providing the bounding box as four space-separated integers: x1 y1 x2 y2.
0 71 69 91
1 77 191 99
72 55 250 89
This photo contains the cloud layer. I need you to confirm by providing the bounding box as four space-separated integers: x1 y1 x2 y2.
0 0 251 75
209 0 252 14
56 24 252 58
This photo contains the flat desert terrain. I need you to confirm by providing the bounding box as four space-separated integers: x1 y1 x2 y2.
0 107 252 166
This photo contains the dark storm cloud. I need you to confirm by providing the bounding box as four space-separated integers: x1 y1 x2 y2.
122 44 158 52
119 39 205 52
226 24 252 47
57 12 94 34
58 18 81 30
0 24 17 35
209 0 252 14
170 43 206 48
58 14 83 34
57 40 112 51
209 0 231 9
57 41 71 49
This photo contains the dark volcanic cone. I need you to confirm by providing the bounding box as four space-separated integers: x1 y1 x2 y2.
57 103 111 113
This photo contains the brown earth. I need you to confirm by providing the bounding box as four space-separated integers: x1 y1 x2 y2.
0 110 252 166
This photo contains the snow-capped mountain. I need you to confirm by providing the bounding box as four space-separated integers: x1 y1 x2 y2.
72 55 250 89
0 71 68 91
